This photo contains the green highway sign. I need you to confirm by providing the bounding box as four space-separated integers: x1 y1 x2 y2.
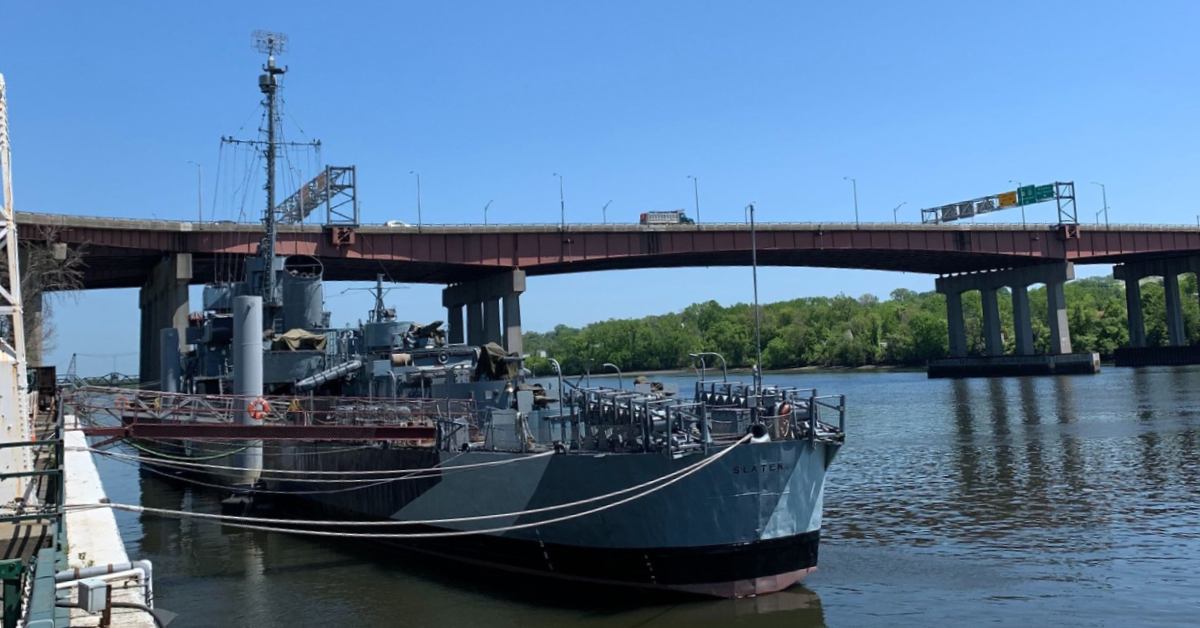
1018 184 1055 205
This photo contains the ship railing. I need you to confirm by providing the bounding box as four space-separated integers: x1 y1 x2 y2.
65 385 478 433
558 387 711 454
805 393 847 442
696 386 845 443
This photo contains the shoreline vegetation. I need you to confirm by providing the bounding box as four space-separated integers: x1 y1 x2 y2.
522 275 1200 376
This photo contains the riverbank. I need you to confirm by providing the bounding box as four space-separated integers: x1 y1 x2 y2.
539 363 928 379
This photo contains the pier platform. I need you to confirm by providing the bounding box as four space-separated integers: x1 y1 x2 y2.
64 416 155 628
1113 345 1200 367
927 353 1100 378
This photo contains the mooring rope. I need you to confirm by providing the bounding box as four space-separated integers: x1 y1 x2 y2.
71 446 556 478
98 450 457 496
123 439 249 462
65 435 750 536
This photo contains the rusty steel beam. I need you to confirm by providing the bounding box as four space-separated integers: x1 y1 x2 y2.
82 422 436 441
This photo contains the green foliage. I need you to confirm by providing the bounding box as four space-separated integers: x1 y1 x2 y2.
522 275 1174 374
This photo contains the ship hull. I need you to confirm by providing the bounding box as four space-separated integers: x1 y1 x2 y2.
251 438 839 598
379 525 820 597
136 434 837 597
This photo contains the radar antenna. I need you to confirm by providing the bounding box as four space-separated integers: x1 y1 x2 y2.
252 30 288 58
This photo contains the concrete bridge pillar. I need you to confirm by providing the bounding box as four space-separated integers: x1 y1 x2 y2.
937 262 1075 359
1123 277 1145 348
446 304 464 344
466 302 483 346
483 298 502 345
138 254 192 387
443 269 526 353
944 291 967 358
980 288 1003 356
1164 271 1186 346
503 292 523 355
1046 278 1072 355
1011 285 1034 355
1115 258 1199 352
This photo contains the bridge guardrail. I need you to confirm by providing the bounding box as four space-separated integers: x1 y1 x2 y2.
18 211 1200 233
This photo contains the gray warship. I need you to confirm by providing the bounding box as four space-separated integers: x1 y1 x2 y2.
92 34 847 598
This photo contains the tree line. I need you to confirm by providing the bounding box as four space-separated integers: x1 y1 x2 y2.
521 275 1200 375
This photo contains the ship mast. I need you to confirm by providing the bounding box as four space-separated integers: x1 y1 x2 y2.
254 30 287 306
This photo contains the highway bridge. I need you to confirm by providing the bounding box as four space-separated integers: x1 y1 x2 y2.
15 212 1200 378
16 212 1200 287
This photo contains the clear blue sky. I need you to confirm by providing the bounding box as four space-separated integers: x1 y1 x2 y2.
5 1 1199 374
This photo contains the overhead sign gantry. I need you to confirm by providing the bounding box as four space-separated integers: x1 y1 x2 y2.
921 181 1077 225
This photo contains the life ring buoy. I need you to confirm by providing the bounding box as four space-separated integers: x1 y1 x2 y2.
776 401 793 438
247 397 271 421
437 351 449 364
114 395 130 411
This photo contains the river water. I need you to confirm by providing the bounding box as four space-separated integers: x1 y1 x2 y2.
91 367 1200 627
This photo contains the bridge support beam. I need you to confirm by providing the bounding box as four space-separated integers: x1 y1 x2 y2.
945 291 967 358
503 292 523 355
483 298 501 345
931 262 1095 378
1046 278 1072 355
138 254 192 388
442 269 526 353
981 288 1003 357
466 302 483 346
1124 278 1145 348
1113 257 1200 365
1012 285 1033 356
446 304 464 344
1164 272 1185 347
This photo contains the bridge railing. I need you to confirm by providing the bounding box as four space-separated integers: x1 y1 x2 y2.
17 211 1200 232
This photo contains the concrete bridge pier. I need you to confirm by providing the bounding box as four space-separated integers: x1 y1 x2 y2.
442 269 526 354
1123 278 1146 348
138 254 192 387
446 304 464 344
1046 278 1073 355
930 262 1097 378
980 288 1003 357
945 291 966 358
1114 256 1200 366
1163 272 1186 347
1012 285 1034 355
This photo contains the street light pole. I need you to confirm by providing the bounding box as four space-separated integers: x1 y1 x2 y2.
843 177 859 227
1008 179 1026 227
553 172 565 229
687 175 701 223
602 199 612 224
892 201 907 224
409 170 422 231
483 199 493 225
1090 181 1109 229
186 160 202 224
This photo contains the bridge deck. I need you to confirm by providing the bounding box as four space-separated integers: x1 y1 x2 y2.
16 212 1200 288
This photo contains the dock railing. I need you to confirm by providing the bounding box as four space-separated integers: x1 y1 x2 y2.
0 387 68 628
